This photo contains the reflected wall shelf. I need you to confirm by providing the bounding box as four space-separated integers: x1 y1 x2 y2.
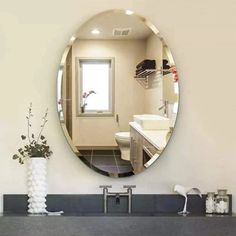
134 69 157 89
163 69 171 76
134 69 156 78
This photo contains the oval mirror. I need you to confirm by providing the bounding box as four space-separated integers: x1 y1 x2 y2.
57 9 179 178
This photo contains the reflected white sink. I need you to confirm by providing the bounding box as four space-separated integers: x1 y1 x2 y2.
133 114 170 130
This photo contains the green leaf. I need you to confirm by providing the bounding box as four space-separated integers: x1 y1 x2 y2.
18 149 24 155
32 134 34 139
13 154 19 160
40 135 45 140
21 135 26 140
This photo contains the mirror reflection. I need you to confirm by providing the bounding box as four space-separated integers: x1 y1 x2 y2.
57 10 179 177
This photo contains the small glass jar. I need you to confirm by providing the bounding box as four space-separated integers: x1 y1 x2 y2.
215 189 229 214
205 192 215 214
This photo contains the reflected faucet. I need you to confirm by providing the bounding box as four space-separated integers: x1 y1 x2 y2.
158 100 169 117
99 185 136 214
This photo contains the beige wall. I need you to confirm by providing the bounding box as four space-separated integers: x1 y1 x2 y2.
72 39 146 147
162 48 178 105
144 34 163 114
0 0 236 213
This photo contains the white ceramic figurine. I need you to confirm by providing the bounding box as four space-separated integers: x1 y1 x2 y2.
174 184 202 215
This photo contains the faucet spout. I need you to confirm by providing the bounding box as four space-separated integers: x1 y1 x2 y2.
99 185 136 214
158 100 169 117
115 193 120 205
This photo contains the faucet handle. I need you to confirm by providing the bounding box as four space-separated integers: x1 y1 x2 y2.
123 185 136 189
99 185 112 189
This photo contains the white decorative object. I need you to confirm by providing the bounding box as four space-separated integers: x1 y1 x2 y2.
216 200 228 214
205 192 215 214
27 157 47 214
215 189 229 214
174 184 202 215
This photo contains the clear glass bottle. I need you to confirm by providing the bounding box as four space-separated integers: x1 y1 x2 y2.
215 189 229 214
205 192 215 214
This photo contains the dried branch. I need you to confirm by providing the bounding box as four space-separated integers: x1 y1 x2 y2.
36 108 48 143
26 103 33 143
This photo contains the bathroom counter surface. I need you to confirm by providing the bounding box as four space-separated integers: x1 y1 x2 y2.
129 122 169 150
1 212 236 217
0 214 236 236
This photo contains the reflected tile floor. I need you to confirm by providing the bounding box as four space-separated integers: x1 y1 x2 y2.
78 149 133 176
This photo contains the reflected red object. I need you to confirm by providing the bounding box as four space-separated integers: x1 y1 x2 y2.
171 67 178 82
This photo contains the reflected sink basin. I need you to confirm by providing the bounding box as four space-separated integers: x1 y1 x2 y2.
133 114 170 130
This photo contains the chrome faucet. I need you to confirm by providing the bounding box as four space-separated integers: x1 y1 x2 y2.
158 100 169 117
99 185 136 214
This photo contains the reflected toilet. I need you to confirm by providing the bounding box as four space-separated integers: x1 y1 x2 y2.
115 132 130 161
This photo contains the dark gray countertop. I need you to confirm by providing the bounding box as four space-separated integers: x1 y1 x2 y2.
1 212 235 217
0 214 236 236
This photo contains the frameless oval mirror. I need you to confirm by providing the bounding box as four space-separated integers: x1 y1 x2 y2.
57 9 179 178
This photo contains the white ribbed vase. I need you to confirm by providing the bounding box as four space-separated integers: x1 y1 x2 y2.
27 157 47 214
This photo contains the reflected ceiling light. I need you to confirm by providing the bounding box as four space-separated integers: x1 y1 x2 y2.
70 36 76 42
91 29 100 35
125 10 134 15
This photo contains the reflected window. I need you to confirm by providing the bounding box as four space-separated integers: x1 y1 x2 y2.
77 59 114 116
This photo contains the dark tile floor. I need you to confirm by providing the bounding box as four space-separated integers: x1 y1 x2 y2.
78 149 134 177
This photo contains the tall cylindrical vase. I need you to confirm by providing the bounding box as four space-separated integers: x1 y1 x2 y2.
27 157 47 214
